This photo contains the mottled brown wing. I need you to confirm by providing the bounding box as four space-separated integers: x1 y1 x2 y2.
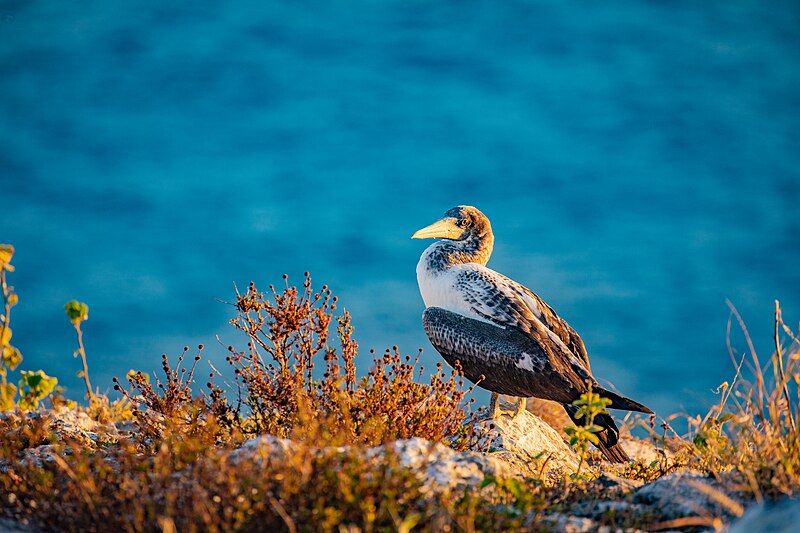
516 285 591 372
454 265 591 372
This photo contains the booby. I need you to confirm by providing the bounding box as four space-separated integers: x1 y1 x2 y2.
412 205 653 463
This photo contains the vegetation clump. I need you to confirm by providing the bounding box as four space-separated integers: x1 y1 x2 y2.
0 244 58 411
686 300 800 499
0 244 798 532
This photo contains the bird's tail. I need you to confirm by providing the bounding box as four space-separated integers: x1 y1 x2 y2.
563 405 630 463
595 387 654 415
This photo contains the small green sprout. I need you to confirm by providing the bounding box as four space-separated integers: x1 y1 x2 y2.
564 382 612 476
0 244 15 272
0 243 28 411
0 382 16 410
65 300 94 401
64 300 89 325
17 370 58 410
2 344 22 370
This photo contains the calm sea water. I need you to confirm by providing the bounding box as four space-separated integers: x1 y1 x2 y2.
1 1 798 418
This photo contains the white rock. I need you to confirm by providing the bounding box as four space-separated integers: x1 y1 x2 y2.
726 498 800 533
383 437 517 493
475 405 580 475
633 470 744 520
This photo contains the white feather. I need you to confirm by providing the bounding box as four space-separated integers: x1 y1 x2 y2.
416 245 498 327
515 352 536 372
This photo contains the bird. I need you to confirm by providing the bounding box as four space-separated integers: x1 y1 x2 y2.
411 205 653 463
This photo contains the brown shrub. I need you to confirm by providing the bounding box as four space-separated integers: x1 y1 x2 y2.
219 273 481 448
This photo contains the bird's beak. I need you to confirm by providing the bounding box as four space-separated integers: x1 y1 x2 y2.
411 217 462 240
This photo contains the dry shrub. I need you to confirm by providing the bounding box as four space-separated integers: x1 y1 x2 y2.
688 300 800 498
99 271 480 453
112 346 222 444
0 412 55 461
221 273 479 448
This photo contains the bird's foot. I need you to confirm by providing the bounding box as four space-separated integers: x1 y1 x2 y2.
490 392 501 419
513 397 528 419
490 394 527 419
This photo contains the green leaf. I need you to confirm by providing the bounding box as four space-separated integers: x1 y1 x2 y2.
25 373 43 388
2 345 22 370
64 300 89 325
1 326 11 347
19 370 58 402
0 244 14 271
0 382 16 410
17 396 35 411
693 435 707 449
397 513 420 533
479 476 496 489
506 478 526 501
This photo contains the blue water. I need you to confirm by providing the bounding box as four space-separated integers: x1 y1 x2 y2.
1 1 798 418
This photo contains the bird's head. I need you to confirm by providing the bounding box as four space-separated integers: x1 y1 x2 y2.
411 205 492 242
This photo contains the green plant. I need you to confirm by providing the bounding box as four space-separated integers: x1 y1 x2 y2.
1 244 21 410
564 383 612 476
0 244 57 411
17 370 58 410
65 300 93 402
687 300 800 497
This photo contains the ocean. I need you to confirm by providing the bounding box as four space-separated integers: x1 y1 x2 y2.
2 0 798 419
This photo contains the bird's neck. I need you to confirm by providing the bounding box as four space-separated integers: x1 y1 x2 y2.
424 232 494 271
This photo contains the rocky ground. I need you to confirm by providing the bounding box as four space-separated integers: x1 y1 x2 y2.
1 406 795 532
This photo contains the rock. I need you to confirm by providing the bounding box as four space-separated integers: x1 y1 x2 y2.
559 473 644 521
232 434 298 461
542 514 618 533
565 474 648 523
234 435 517 495
726 498 800 533
385 437 517 494
543 512 650 533
592 473 644 495
633 470 744 521
620 437 675 465
475 403 580 476
232 403 585 493
524 397 574 437
19 444 59 469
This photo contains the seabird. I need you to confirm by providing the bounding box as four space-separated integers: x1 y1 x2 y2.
412 205 653 463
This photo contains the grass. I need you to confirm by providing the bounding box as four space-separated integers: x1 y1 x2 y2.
0 248 798 531
684 299 800 499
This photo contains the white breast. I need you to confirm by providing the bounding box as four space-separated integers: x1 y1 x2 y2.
415 245 497 326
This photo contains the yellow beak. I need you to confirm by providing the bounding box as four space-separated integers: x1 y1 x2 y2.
411 218 462 240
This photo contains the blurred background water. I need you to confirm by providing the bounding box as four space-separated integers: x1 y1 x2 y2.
1 1 798 418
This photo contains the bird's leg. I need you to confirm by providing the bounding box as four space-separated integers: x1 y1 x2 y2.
514 396 527 418
490 392 501 418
